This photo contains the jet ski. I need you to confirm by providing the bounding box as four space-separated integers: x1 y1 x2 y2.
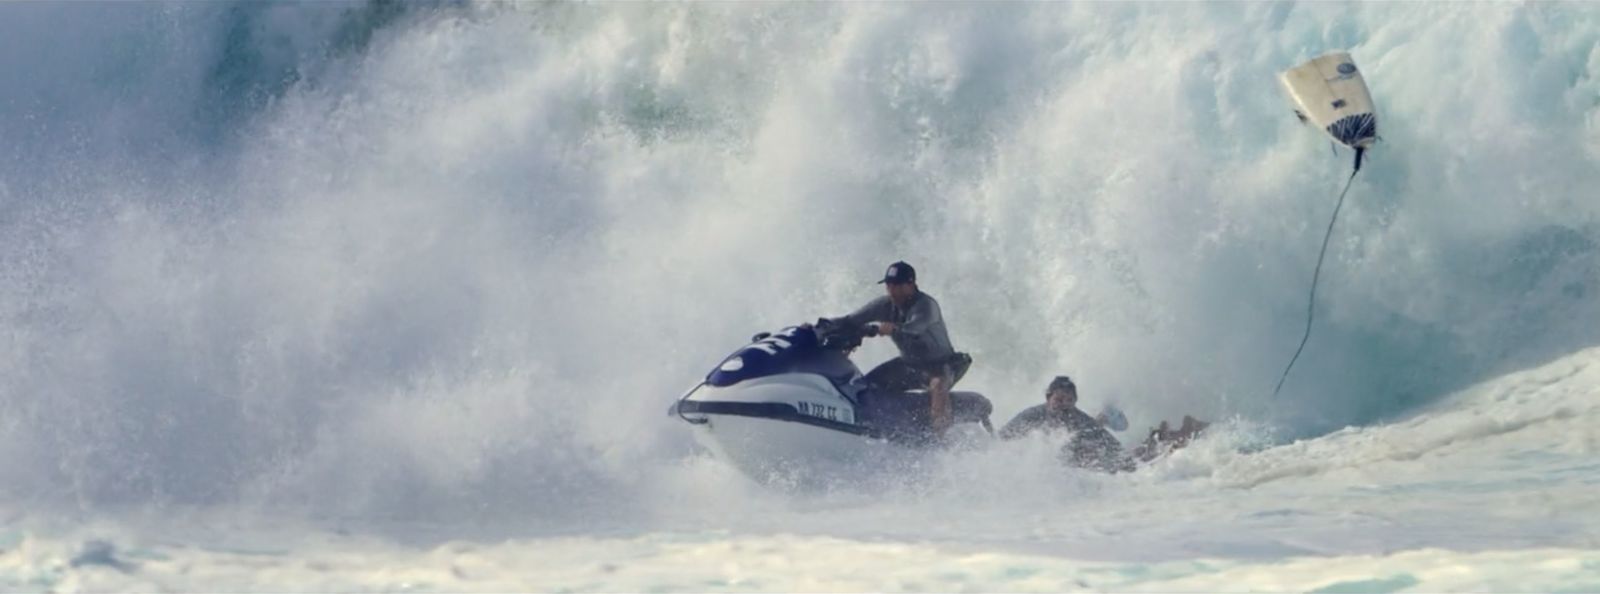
670 319 993 485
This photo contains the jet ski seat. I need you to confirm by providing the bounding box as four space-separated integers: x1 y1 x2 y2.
856 388 993 444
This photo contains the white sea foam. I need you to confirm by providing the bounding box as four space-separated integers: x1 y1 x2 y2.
1 2 1597 590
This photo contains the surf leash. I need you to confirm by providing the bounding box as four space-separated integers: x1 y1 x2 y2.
1272 147 1363 399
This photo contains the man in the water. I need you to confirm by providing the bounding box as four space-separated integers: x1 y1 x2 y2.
999 376 1105 439
1001 376 1208 472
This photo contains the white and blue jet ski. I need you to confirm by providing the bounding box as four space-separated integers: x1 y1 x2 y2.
670 319 992 485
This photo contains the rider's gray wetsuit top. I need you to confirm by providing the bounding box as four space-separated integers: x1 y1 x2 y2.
839 291 955 366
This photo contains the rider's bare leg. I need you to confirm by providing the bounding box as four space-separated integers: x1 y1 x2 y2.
929 374 952 434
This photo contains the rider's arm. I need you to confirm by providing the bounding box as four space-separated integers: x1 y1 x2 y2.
893 295 942 340
998 407 1045 440
838 296 891 328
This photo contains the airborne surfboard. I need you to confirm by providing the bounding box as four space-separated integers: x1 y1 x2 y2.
1280 51 1377 150
1271 51 1381 400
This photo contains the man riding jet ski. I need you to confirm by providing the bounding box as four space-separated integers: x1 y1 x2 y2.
671 318 993 484
831 261 974 437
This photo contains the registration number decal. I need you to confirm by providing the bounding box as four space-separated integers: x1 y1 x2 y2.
796 401 850 423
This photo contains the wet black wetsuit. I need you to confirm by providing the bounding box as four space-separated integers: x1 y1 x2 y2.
1000 405 1133 472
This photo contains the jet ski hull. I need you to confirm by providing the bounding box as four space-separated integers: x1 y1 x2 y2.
688 415 890 485
675 372 994 485
676 373 895 485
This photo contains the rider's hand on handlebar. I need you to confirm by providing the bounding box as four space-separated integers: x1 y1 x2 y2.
872 322 896 336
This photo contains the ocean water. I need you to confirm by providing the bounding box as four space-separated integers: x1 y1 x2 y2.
2 2 1598 591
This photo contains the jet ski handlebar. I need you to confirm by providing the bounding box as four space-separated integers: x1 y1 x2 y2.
813 317 870 351
747 318 870 351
